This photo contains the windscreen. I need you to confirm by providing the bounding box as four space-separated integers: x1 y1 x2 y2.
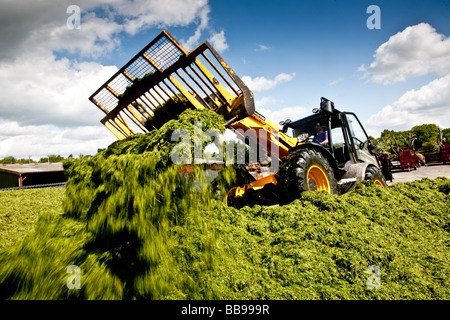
291 114 327 140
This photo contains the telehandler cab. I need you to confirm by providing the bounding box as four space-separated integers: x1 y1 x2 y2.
273 97 386 205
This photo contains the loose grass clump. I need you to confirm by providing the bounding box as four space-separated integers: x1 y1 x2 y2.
117 72 158 107
117 70 194 131
0 107 449 299
145 94 194 130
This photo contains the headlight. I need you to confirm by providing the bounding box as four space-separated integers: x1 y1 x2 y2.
297 133 309 143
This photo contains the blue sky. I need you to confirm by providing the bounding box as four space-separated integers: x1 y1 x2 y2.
1 0 450 159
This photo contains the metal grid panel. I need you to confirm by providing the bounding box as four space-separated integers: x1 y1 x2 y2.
144 36 183 70
93 88 118 112
92 34 184 114
108 73 133 95
125 56 157 79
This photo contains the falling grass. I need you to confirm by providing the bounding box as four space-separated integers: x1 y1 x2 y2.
0 109 227 300
144 94 194 130
0 108 449 299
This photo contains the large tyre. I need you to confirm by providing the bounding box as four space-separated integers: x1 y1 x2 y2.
364 166 387 186
276 149 338 204
226 187 242 208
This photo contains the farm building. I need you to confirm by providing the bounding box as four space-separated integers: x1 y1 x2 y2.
0 163 66 189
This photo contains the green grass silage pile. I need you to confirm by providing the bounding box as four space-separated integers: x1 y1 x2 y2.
0 188 64 249
209 179 450 299
0 107 449 299
0 108 228 300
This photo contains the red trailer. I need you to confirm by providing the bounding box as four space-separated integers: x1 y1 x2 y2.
398 147 417 171
441 142 450 164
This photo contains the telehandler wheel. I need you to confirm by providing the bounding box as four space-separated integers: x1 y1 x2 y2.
276 149 338 203
226 187 252 209
364 166 387 186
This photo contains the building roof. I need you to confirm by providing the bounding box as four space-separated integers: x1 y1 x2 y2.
0 163 64 175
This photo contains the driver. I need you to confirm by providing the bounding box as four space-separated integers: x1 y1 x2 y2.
313 122 329 147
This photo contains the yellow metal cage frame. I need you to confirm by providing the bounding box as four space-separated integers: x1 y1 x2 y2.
89 30 255 140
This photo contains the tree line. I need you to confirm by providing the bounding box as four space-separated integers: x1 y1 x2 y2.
372 124 450 156
0 154 91 165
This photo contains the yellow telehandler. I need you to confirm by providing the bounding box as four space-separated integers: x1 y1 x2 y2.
89 30 386 207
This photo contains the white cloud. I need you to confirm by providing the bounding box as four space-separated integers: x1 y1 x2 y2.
208 30 228 53
179 3 211 51
257 106 307 127
0 0 212 60
0 121 115 160
242 72 296 92
255 96 281 107
42 13 123 58
255 44 270 52
255 97 308 128
0 54 118 159
1 1 119 60
119 0 210 36
329 78 343 86
356 64 366 73
359 23 450 84
364 73 450 136
0 54 118 127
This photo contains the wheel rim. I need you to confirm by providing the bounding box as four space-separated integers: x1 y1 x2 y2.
307 165 330 192
225 187 237 206
374 179 384 186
